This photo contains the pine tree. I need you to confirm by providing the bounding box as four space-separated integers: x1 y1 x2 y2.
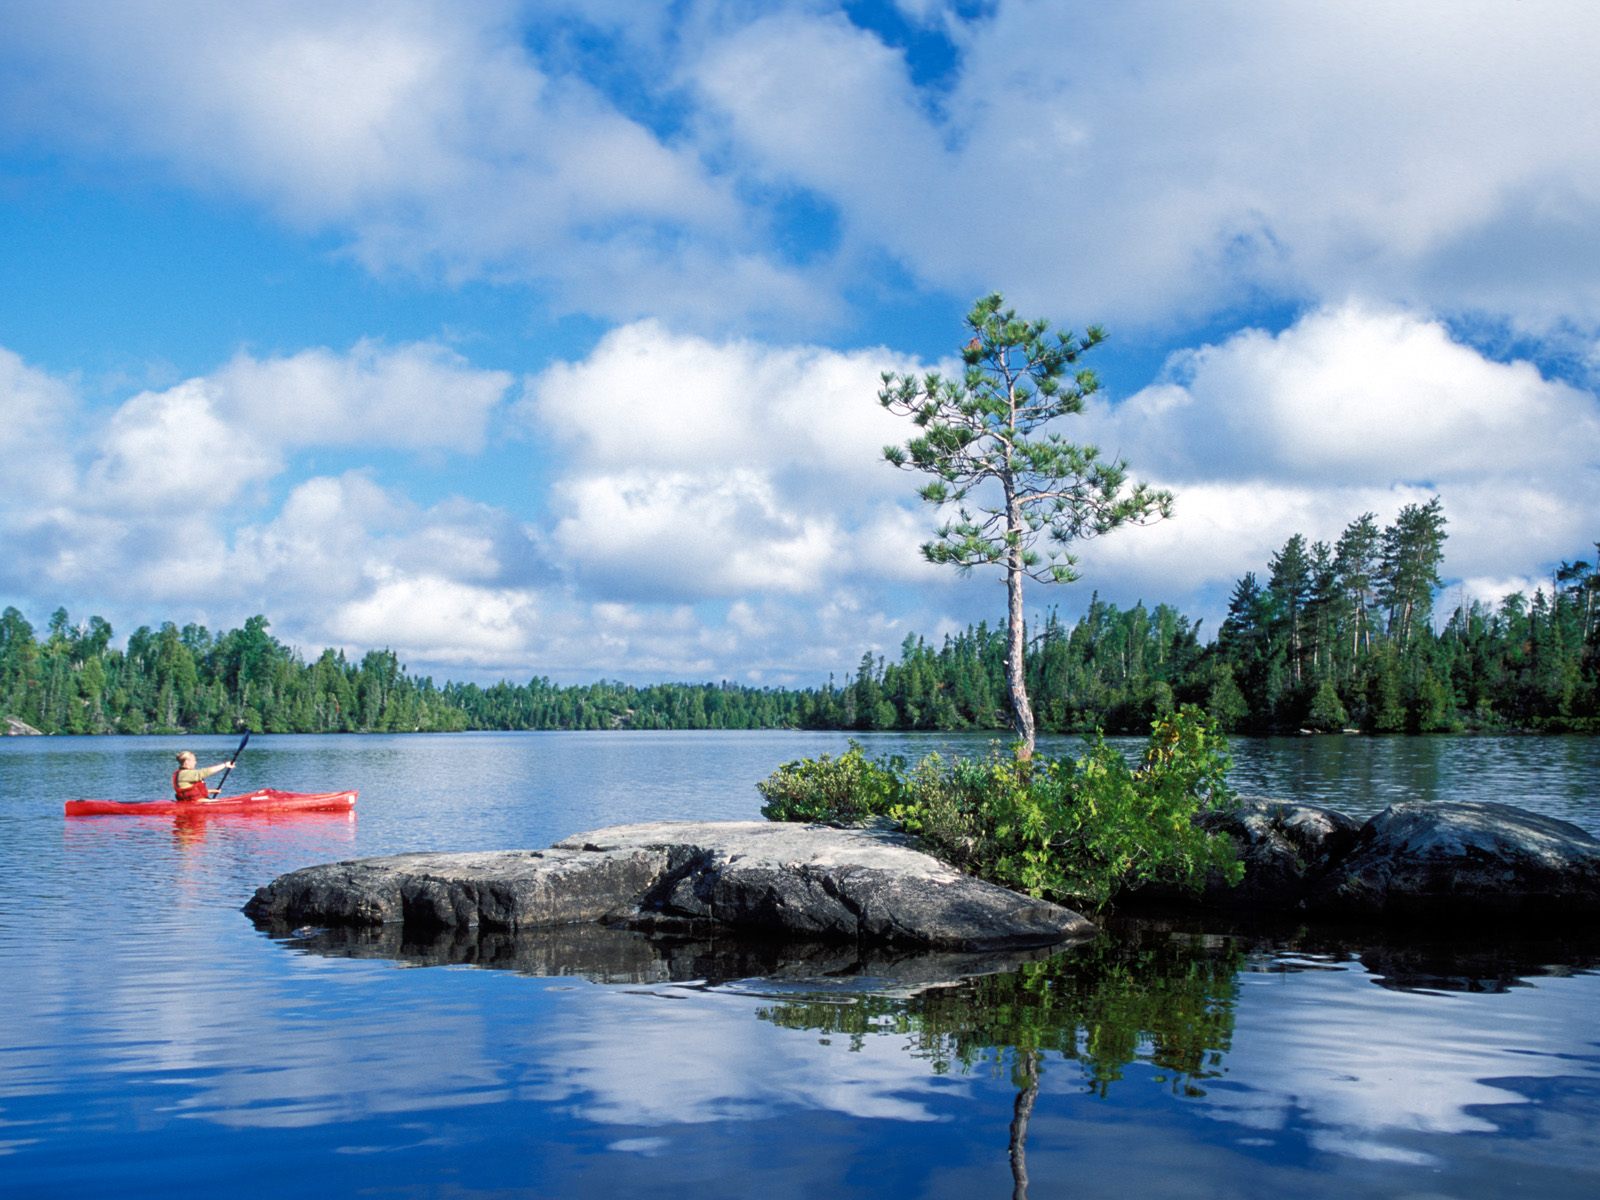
880 293 1171 758
1379 497 1448 647
1334 512 1381 660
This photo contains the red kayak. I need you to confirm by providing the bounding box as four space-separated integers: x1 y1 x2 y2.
64 789 358 817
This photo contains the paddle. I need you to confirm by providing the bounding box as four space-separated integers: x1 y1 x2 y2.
212 729 251 797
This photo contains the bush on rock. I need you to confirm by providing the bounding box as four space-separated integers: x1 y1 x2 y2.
760 707 1242 912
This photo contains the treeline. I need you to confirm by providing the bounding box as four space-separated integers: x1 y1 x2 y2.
4 501 1596 736
0 610 807 735
819 502 1600 734
1206 501 1600 733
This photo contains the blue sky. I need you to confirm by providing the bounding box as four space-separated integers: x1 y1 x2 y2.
2 0 1598 684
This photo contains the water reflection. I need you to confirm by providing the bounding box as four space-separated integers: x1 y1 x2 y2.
748 930 1241 1098
271 920 1244 1097
264 919 1065 990
751 930 1244 1200
10 733 1600 1197
265 916 1600 1187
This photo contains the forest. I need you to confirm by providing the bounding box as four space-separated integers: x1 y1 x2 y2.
2 500 1596 736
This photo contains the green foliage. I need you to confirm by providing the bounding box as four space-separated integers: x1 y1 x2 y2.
1204 663 1249 732
755 927 1244 1096
756 742 903 823
880 294 1170 586
763 707 1241 912
880 293 1172 755
1305 678 1349 732
7 521 1598 739
0 607 811 735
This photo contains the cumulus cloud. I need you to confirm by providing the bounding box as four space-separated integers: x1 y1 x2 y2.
0 0 826 327
514 303 1600 659
326 573 543 669
10 291 1597 682
0 348 83 508
525 320 942 602
686 1 1600 332
7 2 1600 338
3 4 1587 342
551 470 841 601
1103 306 1600 485
1073 304 1600 604
84 380 283 513
214 341 513 453
0 341 535 655
0 331 936 681
527 320 919 484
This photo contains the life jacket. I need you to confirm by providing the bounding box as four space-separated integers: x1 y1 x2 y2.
172 769 209 802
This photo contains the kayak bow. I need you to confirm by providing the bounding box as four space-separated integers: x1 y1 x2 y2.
64 789 357 817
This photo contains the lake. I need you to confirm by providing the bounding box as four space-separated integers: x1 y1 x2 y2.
4 731 1599 1198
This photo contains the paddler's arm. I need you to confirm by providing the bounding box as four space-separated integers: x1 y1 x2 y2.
200 761 236 798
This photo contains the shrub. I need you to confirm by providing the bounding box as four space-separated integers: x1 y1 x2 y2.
756 741 903 823
758 708 1242 912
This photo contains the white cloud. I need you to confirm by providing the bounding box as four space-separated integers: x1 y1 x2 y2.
521 302 1600 659
0 343 540 656
0 348 82 508
214 341 513 453
0 0 824 327
1103 306 1600 485
327 573 542 668
551 470 841 601
1069 305 1600 605
9 293 1597 683
527 319 918 484
8 3 1600 337
527 320 935 602
84 380 283 513
686 2 1600 332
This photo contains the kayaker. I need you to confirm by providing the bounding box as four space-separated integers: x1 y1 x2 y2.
172 751 235 802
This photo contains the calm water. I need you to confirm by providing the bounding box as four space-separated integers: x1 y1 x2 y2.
4 731 1599 1198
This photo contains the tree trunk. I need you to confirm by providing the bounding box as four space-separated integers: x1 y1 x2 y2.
1008 1049 1040 1200
1006 550 1035 760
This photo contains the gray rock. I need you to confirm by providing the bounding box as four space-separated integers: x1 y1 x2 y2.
1125 797 1361 910
1313 801 1600 920
245 820 1096 951
1200 797 1362 905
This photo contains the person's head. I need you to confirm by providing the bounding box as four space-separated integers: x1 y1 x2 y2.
175 750 196 768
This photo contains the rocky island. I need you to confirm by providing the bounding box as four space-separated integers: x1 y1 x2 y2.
245 819 1097 950
246 800 1600 950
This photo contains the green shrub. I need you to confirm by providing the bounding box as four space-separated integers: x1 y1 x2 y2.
1305 679 1349 732
758 708 1242 912
756 741 903 823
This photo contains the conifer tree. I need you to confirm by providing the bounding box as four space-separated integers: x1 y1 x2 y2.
880 293 1171 758
1379 497 1448 646
1334 512 1381 658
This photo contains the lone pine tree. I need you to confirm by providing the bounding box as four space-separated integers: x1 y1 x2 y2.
880 293 1171 759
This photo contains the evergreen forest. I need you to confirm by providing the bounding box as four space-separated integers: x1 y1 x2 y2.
3 501 1597 736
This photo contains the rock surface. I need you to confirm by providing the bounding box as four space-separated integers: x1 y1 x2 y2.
244 819 1097 951
1136 797 1600 922
1198 798 1363 905
1129 797 1363 910
1312 801 1600 920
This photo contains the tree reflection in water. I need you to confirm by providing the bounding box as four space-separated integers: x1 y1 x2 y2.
263 913 1600 1198
752 929 1245 1198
